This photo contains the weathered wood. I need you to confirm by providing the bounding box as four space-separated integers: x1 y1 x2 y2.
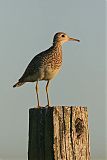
28 106 90 160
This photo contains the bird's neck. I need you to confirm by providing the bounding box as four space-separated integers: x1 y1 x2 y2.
52 42 62 53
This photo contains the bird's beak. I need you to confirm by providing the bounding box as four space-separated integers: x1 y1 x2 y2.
69 37 80 42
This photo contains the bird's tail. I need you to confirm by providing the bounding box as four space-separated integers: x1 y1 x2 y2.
13 81 25 88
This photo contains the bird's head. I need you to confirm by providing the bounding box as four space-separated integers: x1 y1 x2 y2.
53 32 80 45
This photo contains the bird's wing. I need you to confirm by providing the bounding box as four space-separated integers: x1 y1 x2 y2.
19 46 53 82
19 53 44 82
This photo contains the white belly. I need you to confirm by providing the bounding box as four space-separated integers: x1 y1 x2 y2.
43 67 61 80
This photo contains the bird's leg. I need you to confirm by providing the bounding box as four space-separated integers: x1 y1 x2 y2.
46 80 50 107
35 81 40 108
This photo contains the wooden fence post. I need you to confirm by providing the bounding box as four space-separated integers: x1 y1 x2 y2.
28 106 90 160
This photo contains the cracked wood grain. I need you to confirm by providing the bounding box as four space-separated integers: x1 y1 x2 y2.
28 106 90 160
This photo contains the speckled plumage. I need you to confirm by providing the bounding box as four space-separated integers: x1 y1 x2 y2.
19 43 62 83
13 32 80 107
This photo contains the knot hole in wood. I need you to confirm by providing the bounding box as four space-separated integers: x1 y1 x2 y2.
75 118 84 138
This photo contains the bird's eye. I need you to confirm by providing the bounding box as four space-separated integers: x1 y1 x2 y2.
61 34 65 37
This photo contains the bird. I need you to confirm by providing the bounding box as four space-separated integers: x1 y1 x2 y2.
13 32 80 108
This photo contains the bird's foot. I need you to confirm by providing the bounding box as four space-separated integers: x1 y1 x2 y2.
45 104 51 108
34 105 40 108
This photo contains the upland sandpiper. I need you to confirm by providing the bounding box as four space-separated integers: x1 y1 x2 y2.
13 32 80 107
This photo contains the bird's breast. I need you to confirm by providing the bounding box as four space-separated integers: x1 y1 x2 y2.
42 66 61 80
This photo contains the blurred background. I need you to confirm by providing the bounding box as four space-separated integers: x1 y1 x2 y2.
0 0 106 159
